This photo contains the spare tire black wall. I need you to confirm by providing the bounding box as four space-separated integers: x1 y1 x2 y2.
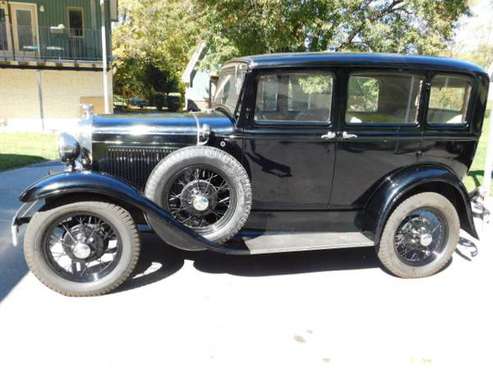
145 146 252 244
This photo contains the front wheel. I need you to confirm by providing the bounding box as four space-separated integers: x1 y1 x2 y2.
24 201 140 296
377 192 460 278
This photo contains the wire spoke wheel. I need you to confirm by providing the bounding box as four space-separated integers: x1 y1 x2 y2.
393 208 448 267
145 146 252 243
164 165 236 234
42 213 123 283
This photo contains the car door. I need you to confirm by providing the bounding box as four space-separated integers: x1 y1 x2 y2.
331 69 425 208
241 68 337 210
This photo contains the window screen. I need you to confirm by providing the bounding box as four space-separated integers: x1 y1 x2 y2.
346 73 424 125
427 75 471 125
68 8 83 37
255 71 333 123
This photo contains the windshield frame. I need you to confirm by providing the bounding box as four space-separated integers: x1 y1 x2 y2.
212 62 249 119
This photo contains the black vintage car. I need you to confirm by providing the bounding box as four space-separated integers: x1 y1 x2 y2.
12 53 489 296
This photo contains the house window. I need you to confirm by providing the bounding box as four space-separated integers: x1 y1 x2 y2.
68 8 84 37
346 72 424 125
0 8 9 51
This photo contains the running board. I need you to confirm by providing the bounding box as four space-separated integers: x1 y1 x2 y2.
231 231 374 255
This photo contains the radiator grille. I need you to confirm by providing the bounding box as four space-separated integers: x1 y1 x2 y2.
98 146 179 189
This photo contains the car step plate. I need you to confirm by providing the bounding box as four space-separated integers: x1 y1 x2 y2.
235 232 374 255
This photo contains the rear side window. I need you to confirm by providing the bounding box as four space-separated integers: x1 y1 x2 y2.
346 73 424 125
255 71 333 124
427 75 472 125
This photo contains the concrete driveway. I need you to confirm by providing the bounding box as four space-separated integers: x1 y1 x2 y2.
0 163 491 370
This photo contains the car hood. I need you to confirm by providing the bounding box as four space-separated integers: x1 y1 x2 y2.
91 111 234 136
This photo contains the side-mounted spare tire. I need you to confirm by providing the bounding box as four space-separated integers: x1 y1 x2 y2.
145 146 252 244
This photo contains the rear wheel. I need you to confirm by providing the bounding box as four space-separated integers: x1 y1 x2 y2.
24 201 140 296
377 192 460 278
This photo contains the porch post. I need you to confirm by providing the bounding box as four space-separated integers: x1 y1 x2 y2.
6 0 15 60
37 70 45 131
100 0 110 114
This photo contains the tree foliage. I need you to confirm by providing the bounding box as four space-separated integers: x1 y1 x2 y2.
113 0 202 99
113 0 472 98
196 0 470 71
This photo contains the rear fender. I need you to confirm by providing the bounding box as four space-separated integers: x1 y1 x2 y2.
19 171 219 252
364 165 478 244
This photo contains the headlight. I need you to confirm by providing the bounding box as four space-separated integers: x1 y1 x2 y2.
58 133 80 163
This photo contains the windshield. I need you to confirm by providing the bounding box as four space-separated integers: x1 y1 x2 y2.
212 63 247 114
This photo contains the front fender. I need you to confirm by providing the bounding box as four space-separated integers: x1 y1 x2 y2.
364 165 478 243
19 171 219 252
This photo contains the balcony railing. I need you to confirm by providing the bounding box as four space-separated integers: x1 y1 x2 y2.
0 24 108 63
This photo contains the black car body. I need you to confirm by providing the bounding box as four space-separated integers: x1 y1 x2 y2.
13 53 490 296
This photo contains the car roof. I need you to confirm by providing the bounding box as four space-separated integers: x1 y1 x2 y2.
230 52 487 76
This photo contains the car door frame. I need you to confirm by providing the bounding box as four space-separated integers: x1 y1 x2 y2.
331 67 428 208
237 66 340 210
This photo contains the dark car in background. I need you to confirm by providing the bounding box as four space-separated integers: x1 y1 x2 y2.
12 53 489 296
151 93 181 112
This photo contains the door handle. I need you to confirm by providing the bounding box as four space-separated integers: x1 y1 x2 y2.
342 131 358 139
321 131 336 140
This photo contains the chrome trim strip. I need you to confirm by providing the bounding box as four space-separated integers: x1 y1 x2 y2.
11 201 40 247
92 126 196 135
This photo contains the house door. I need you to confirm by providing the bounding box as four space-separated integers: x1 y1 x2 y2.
0 4 12 57
11 3 38 58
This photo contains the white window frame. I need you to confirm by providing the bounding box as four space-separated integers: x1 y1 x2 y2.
10 2 39 58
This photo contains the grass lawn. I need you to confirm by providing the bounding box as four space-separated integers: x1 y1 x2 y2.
0 132 58 171
464 108 491 193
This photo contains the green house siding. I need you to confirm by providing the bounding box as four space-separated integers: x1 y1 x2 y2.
5 0 111 61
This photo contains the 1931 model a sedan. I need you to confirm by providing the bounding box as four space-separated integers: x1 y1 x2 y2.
12 53 489 296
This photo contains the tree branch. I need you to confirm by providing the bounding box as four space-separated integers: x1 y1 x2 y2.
338 0 405 50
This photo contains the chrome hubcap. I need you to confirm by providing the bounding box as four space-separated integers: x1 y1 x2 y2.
419 233 433 247
192 195 209 212
72 242 91 259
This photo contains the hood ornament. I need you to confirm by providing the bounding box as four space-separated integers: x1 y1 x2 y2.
81 104 94 119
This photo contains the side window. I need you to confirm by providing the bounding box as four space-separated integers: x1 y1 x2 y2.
254 71 333 124
427 75 472 125
346 73 424 125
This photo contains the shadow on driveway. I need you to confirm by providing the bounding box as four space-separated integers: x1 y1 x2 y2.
118 234 380 293
118 230 481 293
